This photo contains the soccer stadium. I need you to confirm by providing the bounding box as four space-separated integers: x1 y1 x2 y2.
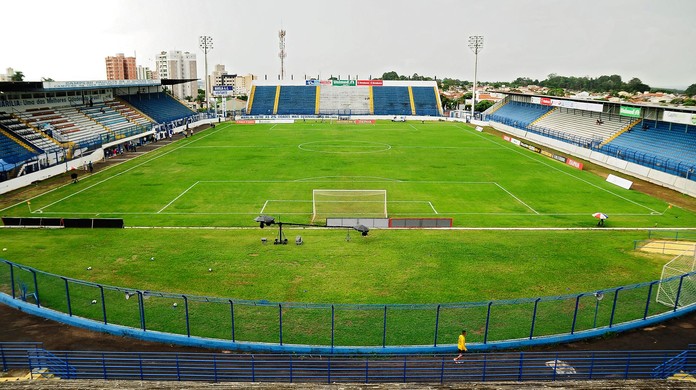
2 3 696 388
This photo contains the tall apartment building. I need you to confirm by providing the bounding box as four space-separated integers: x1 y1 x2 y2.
207 65 256 97
233 74 257 97
136 65 154 80
155 50 198 100
208 64 232 97
105 53 137 80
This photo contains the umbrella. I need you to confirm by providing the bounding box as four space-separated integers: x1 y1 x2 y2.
592 212 608 220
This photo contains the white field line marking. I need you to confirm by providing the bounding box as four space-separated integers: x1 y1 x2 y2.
33 127 222 213
294 176 402 182
158 181 200 213
24 211 664 217
270 124 278 130
408 124 419 131
495 183 539 215
429 201 438 214
259 200 269 214
119 226 696 231
455 124 662 214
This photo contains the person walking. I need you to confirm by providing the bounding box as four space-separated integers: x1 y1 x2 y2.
454 329 467 363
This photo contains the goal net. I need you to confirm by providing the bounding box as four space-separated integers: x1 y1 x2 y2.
312 189 387 223
656 247 696 308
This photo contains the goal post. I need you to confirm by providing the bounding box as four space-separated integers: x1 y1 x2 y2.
656 248 696 308
312 189 387 222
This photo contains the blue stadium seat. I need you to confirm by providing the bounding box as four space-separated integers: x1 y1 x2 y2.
607 120 696 168
120 93 195 123
276 86 316 115
489 101 553 128
373 87 411 116
249 87 277 115
411 87 440 116
0 131 39 167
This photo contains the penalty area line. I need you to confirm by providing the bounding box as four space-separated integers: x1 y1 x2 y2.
158 181 200 213
495 183 540 215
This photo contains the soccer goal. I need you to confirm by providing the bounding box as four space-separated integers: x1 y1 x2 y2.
312 189 387 222
656 247 696 308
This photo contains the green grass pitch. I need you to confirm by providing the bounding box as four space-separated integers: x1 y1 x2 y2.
1 120 694 346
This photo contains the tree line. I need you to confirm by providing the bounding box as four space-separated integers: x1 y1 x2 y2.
380 71 696 97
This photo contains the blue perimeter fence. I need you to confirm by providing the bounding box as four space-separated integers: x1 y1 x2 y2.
1 259 696 353
1 342 695 383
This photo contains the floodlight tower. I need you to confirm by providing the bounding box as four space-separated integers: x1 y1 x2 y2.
199 35 213 112
468 35 484 121
279 29 287 80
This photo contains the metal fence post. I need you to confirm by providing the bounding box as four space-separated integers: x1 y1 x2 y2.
229 300 235 341
674 275 686 312
331 305 335 350
98 285 107 324
137 291 146 331
624 352 631 379
382 306 387 348
183 295 190 337
530 298 541 339
327 356 331 384
139 353 143 380
609 287 623 328
213 355 218 383
440 357 444 385
289 355 293 383
8 262 15 299
482 354 487 382
517 352 524 381
30 269 40 307
102 352 107 379
176 353 181 381
279 303 283 346
484 302 493 344
402 356 407 383
434 304 441 347
62 277 72 316
0 345 6 372
365 358 369 384
644 282 656 320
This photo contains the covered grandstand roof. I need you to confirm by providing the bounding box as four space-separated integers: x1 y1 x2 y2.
0 79 197 93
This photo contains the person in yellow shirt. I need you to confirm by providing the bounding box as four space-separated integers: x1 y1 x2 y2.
454 329 467 362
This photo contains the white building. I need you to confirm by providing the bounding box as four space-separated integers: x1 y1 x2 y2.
0 67 15 81
155 51 198 100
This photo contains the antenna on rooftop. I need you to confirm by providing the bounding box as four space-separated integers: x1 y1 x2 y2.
279 29 287 81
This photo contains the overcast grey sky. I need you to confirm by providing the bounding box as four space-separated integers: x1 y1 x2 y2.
2 0 695 88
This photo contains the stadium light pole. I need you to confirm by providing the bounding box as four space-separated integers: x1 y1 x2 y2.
468 35 483 121
199 36 213 113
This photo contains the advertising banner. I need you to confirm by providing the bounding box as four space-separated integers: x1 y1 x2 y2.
305 80 320 86
235 120 256 124
212 85 233 96
357 80 383 86
663 110 696 125
565 158 584 170
531 97 603 112
619 106 641 118
354 119 376 124
332 80 356 87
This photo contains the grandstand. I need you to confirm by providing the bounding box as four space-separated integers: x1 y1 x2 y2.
485 94 696 195
0 79 211 190
319 85 370 115
119 92 195 123
246 80 443 117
